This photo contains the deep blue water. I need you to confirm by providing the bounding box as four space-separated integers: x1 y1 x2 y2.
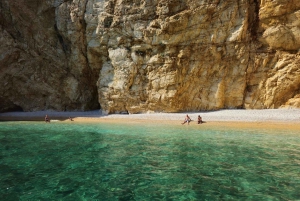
0 121 299 200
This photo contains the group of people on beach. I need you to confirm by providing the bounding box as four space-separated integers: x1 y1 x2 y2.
45 114 201 124
181 114 203 125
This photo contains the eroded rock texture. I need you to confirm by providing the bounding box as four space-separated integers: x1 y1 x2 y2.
0 0 100 112
0 0 300 113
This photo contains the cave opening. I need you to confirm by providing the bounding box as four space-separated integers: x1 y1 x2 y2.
1 104 24 113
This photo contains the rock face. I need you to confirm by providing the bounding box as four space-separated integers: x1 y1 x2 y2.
0 0 100 112
0 0 300 113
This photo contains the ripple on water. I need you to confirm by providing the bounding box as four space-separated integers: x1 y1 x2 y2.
0 121 300 200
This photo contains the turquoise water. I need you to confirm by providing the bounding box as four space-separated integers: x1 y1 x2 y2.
0 122 299 200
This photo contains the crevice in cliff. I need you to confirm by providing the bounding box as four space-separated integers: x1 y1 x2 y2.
243 0 261 108
54 23 70 54
81 0 101 110
249 0 260 41
81 0 89 61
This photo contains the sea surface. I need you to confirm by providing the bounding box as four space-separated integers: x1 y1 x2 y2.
0 121 299 200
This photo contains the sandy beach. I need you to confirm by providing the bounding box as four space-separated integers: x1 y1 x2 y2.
1 109 300 131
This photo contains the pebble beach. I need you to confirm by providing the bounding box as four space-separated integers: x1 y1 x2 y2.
1 109 300 130
0 109 300 122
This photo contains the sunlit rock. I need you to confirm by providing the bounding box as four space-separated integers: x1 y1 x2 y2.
0 0 299 113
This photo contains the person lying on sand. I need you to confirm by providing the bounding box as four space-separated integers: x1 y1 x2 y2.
182 114 192 125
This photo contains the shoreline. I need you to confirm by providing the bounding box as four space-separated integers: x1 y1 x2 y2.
0 109 300 130
0 108 300 122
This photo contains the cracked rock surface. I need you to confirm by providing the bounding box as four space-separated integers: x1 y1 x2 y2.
1 0 300 113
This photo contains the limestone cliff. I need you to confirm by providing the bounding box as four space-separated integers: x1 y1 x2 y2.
0 0 299 113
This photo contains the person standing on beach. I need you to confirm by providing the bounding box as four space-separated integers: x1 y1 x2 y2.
182 114 192 125
45 115 50 123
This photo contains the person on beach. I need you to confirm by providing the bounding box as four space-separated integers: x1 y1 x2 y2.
198 115 203 124
182 114 192 125
69 117 74 121
45 115 50 123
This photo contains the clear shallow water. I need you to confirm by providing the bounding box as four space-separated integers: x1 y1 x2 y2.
0 122 300 200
